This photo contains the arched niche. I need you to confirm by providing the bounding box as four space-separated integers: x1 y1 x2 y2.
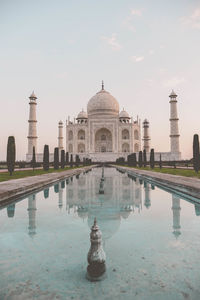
122 129 130 140
95 128 112 152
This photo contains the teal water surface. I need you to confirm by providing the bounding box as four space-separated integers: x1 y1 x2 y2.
0 167 200 300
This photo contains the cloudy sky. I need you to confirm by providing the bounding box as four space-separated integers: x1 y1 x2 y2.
0 0 200 160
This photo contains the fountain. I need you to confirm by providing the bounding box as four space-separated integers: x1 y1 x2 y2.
86 218 106 281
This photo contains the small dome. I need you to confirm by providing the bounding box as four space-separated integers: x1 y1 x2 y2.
119 109 130 119
77 110 88 119
87 83 119 116
143 118 149 124
29 91 37 99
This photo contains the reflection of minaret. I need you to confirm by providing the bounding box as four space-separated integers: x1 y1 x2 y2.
7 204 15 218
144 182 151 209
172 195 181 238
27 194 37 237
58 182 63 209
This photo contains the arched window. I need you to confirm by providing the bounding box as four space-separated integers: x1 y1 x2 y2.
78 130 85 140
134 144 139 152
69 144 73 153
101 146 106 152
134 130 139 140
78 143 85 153
122 143 130 152
122 129 130 140
68 130 73 140
101 135 106 141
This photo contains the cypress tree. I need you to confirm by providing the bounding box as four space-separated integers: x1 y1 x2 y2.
150 148 155 169
31 146 36 170
193 134 200 173
133 153 137 167
159 154 162 169
66 152 69 166
43 145 49 171
54 147 59 169
61 149 65 169
138 151 143 168
75 154 79 167
70 154 73 167
7 136 16 176
143 149 147 167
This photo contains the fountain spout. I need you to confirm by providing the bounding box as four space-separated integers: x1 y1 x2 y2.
86 218 106 281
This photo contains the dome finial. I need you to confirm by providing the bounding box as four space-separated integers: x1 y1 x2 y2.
102 80 104 90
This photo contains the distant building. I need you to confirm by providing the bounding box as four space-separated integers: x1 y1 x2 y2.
26 82 181 162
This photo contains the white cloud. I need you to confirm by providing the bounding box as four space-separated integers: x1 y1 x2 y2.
131 9 142 16
123 8 142 32
181 8 200 29
149 49 155 55
131 56 144 62
101 33 122 51
163 77 186 88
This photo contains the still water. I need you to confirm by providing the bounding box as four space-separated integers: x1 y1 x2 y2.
0 167 200 300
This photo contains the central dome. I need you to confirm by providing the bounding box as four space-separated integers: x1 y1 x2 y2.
87 84 119 116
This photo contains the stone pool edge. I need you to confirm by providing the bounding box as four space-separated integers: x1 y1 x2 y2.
114 165 200 202
0 165 96 205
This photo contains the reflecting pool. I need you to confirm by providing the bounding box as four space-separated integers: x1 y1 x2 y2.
0 167 200 299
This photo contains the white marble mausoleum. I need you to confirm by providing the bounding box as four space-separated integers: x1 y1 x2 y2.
26 82 181 162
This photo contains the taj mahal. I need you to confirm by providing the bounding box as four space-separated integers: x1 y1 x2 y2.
26 81 181 162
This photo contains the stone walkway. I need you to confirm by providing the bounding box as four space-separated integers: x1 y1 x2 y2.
116 166 200 201
0 166 94 205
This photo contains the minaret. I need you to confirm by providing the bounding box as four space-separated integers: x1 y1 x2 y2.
171 195 181 238
27 91 38 156
58 120 64 151
143 119 150 152
27 194 37 237
169 90 180 155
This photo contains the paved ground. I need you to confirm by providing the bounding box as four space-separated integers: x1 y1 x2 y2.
0 166 94 205
116 166 200 201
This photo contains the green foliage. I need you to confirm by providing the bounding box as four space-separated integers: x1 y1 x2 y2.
66 152 69 165
53 147 59 170
31 146 36 170
43 145 49 171
193 134 200 173
116 157 125 165
150 148 155 169
70 154 73 167
159 154 162 169
138 151 143 168
7 136 16 175
61 150 65 169
143 149 147 167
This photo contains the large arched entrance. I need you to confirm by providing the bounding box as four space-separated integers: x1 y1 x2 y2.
95 128 112 152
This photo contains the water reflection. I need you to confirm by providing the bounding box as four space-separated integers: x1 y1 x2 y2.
27 194 37 237
172 195 181 238
7 204 15 218
3 167 200 241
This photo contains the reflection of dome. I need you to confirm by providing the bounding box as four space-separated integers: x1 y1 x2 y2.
88 208 121 240
87 84 119 116
119 109 130 119
120 209 131 219
77 110 88 119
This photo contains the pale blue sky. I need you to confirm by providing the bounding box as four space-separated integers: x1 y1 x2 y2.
0 0 200 160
